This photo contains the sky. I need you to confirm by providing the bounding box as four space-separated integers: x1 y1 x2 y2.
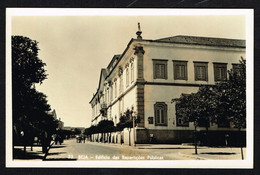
11 9 247 128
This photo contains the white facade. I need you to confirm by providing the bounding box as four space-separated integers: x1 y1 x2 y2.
89 33 245 144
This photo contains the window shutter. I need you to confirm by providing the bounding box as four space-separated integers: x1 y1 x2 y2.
160 110 164 123
156 110 160 124
185 64 188 80
195 66 198 81
176 65 180 79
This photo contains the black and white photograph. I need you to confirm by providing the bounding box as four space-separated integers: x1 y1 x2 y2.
6 8 253 168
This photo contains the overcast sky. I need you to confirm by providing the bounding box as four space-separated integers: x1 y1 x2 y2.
11 10 246 128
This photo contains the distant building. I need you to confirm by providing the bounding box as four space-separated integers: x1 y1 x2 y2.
64 126 85 133
50 109 64 130
89 25 245 145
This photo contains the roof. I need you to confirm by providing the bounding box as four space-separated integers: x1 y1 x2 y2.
107 54 121 69
89 68 107 103
155 35 245 48
89 35 245 104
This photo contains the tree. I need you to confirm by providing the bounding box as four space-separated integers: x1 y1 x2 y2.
214 57 246 159
96 120 115 143
172 57 246 157
172 91 211 154
12 36 56 154
215 58 246 129
84 125 98 142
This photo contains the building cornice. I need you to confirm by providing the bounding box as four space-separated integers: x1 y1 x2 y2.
144 81 215 87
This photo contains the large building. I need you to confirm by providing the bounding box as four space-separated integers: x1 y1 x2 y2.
89 26 245 145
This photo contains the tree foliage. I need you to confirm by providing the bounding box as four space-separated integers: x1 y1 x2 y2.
97 120 115 133
84 125 98 136
215 58 246 129
172 57 246 154
116 109 140 131
12 36 47 88
84 120 115 136
12 36 57 145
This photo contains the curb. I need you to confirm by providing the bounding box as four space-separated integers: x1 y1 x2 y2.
178 152 206 160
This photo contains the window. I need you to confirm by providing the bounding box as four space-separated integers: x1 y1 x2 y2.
110 84 113 101
107 88 110 103
194 62 208 81
131 62 134 83
126 67 129 87
119 98 124 115
175 104 189 127
119 75 123 94
173 61 188 80
104 89 107 103
118 67 123 94
154 102 167 126
114 79 117 98
153 59 168 79
214 63 227 81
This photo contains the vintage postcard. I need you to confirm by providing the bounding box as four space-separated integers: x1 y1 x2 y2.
6 8 254 168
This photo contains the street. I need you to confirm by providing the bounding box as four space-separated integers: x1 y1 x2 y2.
45 138 181 160
44 138 246 161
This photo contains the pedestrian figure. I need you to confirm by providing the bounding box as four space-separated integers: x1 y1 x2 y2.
83 135 86 143
40 131 50 154
40 131 47 154
225 134 229 146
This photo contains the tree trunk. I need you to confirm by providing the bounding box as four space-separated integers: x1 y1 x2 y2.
205 126 209 146
194 124 198 155
239 128 244 160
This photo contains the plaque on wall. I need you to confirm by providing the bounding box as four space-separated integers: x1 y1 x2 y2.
148 116 153 124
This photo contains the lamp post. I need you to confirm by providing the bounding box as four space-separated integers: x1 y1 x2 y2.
132 111 137 147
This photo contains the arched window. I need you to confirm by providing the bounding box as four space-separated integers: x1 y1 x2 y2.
154 102 167 126
131 62 134 83
110 84 113 101
114 79 117 98
126 67 129 87
119 75 123 94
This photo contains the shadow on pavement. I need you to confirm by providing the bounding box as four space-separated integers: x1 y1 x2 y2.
51 145 67 148
200 152 236 155
13 148 44 160
138 147 204 150
47 152 67 156
43 158 77 161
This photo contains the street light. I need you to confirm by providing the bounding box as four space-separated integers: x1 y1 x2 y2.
132 111 137 147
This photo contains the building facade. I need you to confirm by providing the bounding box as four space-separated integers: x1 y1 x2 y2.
89 28 245 145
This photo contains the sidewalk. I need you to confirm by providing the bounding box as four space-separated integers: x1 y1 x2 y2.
87 141 246 160
135 144 246 160
13 141 54 160
13 140 246 161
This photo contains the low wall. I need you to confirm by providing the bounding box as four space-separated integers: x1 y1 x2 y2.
89 129 246 147
135 129 246 146
136 129 194 144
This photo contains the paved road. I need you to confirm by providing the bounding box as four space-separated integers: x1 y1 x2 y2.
45 139 187 160
45 138 246 161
